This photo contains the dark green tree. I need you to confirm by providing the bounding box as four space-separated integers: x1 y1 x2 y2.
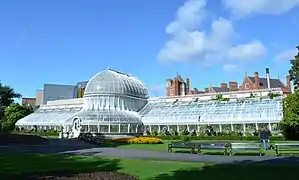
0 83 24 131
280 45 299 139
280 91 299 139
1 103 33 131
289 46 299 90
0 83 22 107
0 83 22 118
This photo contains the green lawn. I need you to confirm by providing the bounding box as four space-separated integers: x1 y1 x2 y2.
1 153 299 180
106 140 299 156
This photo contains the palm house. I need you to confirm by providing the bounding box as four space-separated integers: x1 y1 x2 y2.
16 68 284 138
16 69 149 138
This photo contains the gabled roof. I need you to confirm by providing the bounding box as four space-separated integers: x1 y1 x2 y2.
211 87 230 93
176 75 185 83
248 76 285 89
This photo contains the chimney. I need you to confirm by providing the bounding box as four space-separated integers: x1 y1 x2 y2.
254 72 259 89
204 88 209 93
286 75 291 89
221 83 228 89
266 68 270 89
186 78 190 93
174 79 179 96
229 81 238 91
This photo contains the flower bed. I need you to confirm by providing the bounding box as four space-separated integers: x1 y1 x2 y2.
113 137 163 144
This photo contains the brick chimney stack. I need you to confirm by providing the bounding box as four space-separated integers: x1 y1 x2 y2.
229 81 238 91
204 88 209 93
186 78 190 94
221 83 228 89
254 72 259 88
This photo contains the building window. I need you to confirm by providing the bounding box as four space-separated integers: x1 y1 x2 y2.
245 84 250 89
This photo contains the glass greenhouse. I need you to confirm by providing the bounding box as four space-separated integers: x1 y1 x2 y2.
15 68 284 138
16 69 149 138
140 98 283 133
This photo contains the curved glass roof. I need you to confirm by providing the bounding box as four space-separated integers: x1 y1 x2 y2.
77 110 143 125
84 69 149 99
16 107 82 126
140 98 283 125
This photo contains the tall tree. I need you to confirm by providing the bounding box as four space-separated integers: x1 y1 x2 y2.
280 45 299 140
0 83 22 107
0 83 21 118
2 103 33 131
280 90 299 139
289 46 299 90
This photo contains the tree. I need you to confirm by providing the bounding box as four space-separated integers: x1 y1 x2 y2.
1 103 33 131
280 91 299 139
267 92 281 99
289 46 299 90
280 45 299 140
0 83 22 118
212 94 229 102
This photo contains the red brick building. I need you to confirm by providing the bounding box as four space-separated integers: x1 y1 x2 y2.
22 98 36 108
166 69 291 97
166 74 203 96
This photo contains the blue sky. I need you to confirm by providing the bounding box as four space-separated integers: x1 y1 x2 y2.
0 0 299 98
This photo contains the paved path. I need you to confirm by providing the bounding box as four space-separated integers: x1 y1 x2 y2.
1 139 299 165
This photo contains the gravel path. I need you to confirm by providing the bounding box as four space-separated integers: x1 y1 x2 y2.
1 139 299 165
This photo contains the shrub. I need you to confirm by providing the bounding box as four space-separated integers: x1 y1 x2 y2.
113 137 163 144
145 135 285 141
12 130 59 137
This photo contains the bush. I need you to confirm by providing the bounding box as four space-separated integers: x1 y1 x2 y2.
12 130 59 137
113 137 163 144
145 135 285 141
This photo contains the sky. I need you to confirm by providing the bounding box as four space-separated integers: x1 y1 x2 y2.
0 0 299 98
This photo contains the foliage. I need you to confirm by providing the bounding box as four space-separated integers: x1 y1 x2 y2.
0 83 25 132
289 46 299 90
0 103 33 131
212 94 229 102
247 93 255 98
267 92 281 99
0 83 22 107
12 129 59 137
280 46 299 140
280 90 299 139
145 135 285 141
113 137 163 144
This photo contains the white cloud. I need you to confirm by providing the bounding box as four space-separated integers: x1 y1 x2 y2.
222 0 299 17
227 41 267 61
274 48 297 61
166 0 206 34
157 0 267 65
222 64 238 72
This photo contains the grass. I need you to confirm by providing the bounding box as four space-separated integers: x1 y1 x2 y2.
105 140 299 156
1 153 299 180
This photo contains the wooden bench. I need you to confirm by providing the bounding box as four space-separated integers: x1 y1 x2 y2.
168 142 196 154
229 143 262 156
274 143 299 156
196 143 229 155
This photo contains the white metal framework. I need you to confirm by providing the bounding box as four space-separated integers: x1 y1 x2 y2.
15 69 284 137
15 105 82 128
139 98 282 133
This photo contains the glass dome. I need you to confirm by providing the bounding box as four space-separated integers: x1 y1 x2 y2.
84 69 149 99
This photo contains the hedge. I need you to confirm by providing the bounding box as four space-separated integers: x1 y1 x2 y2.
12 131 59 137
145 135 285 141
